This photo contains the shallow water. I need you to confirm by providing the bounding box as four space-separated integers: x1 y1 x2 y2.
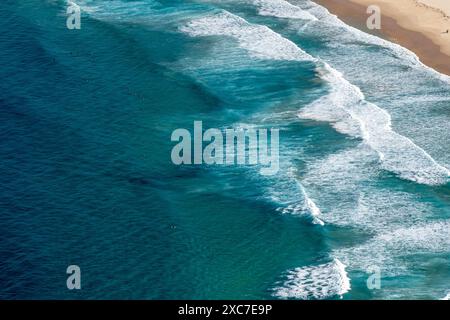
0 0 449 299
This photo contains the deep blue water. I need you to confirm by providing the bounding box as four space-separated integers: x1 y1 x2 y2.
1 0 449 299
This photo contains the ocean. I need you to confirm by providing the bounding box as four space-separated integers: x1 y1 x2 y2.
0 0 449 299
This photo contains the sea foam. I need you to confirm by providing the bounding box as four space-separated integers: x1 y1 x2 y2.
180 11 314 61
252 0 318 20
299 0 450 83
277 181 324 226
273 259 350 299
299 63 450 185
336 221 450 275
179 2 450 300
182 9 450 185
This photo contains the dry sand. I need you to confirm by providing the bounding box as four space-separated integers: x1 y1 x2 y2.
314 0 450 75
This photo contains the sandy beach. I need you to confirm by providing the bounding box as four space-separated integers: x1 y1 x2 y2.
314 0 450 75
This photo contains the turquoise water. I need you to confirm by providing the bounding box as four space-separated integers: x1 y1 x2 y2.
0 0 449 299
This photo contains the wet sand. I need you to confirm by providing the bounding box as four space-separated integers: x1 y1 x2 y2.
313 0 450 75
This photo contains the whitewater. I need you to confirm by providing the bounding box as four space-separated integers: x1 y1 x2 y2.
44 0 450 300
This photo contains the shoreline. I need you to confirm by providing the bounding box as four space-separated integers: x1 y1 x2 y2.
313 0 450 76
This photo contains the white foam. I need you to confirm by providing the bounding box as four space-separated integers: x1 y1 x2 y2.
273 167 325 225
252 0 317 20
274 259 350 299
278 191 324 225
301 144 435 225
178 1 450 298
299 183 324 225
336 221 450 275
441 292 450 300
300 143 448 279
182 8 450 185
196 0 317 20
180 11 314 61
378 221 450 251
299 0 450 84
299 63 450 185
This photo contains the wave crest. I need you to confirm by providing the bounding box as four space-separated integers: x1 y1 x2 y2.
273 259 350 299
